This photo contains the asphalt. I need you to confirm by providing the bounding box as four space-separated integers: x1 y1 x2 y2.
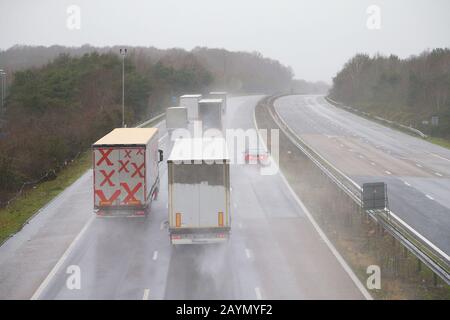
0 96 366 300
274 95 450 256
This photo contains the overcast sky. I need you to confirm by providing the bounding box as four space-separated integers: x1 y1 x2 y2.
1 0 449 82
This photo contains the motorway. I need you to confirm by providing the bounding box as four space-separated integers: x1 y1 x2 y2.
0 96 368 300
274 95 450 257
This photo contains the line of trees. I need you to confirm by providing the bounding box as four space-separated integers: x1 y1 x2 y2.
0 44 296 204
0 44 294 94
0 51 212 203
329 48 450 138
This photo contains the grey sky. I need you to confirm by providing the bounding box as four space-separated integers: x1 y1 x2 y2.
1 0 449 82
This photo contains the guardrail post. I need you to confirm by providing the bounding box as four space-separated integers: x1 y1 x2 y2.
433 273 438 287
417 258 422 273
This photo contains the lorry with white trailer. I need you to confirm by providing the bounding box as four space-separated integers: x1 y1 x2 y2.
209 92 227 113
198 98 223 132
166 106 188 130
92 128 163 216
180 94 202 120
167 137 231 244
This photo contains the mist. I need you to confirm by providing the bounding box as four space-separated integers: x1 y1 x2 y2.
1 0 449 82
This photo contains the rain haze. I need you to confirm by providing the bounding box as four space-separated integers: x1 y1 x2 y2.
0 0 450 303
1 0 449 82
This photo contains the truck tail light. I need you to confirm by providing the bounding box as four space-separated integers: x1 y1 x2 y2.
176 212 182 228
218 212 224 227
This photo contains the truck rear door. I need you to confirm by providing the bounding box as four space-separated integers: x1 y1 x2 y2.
171 163 200 227
117 147 146 206
94 146 146 208
198 164 226 227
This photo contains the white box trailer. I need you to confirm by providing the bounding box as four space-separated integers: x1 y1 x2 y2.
92 128 162 216
180 94 202 120
168 138 231 244
209 92 227 113
166 106 188 130
198 98 223 132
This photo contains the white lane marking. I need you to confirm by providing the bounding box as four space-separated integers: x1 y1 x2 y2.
254 287 262 300
238 222 243 229
158 132 168 142
370 162 376 166
152 250 158 261
385 171 392 175
301 97 450 261
403 181 411 187
30 117 165 300
430 153 450 162
358 155 364 159
31 215 95 300
434 172 443 177
426 194 435 201
254 106 372 300
279 170 372 300
142 289 150 300
245 248 252 259
160 220 166 230
415 163 423 168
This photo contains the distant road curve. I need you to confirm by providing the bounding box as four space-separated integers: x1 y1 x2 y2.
274 94 450 256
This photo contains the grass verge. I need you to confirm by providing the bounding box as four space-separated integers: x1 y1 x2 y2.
0 152 92 244
426 137 450 150
0 114 165 246
256 98 450 299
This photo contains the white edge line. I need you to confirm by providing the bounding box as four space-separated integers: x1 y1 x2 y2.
30 116 166 300
30 215 95 300
152 250 158 261
278 168 373 300
430 153 450 162
271 98 450 262
386 208 448 260
253 101 373 300
158 132 168 142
